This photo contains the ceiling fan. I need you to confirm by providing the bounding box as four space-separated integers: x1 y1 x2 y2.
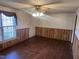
32 5 45 17
23 1 61 17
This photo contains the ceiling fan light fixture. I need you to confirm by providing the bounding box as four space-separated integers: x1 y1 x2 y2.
32 12 44 17
40 12 44 16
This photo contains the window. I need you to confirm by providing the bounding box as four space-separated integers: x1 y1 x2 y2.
0 11 17 42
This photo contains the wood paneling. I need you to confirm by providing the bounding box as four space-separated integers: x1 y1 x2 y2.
16 28 29 42
73 35 79 59
0 28 29 51
0 44 2 51
36 27 72 41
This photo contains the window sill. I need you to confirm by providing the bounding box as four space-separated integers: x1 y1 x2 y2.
0 37 16 44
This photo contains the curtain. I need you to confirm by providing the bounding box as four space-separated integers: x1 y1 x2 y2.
0 11 16 16
0 11 17 25
0 13 2 41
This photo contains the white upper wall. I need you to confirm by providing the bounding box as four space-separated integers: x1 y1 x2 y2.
36 13 76 30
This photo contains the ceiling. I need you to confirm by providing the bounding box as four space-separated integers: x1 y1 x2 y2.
0 0 79 13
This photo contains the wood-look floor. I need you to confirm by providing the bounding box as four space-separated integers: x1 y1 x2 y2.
0 37 73 59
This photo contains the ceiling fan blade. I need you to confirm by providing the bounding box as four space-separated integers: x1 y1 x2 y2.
41 1 62 7
0 1 34 9
22 7 35 11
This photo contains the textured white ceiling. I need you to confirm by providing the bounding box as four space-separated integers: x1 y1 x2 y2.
0 0 79 13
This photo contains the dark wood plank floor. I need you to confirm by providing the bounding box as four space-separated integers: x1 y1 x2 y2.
0 37 73 59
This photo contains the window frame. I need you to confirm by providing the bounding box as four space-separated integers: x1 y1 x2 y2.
0 11 17 42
